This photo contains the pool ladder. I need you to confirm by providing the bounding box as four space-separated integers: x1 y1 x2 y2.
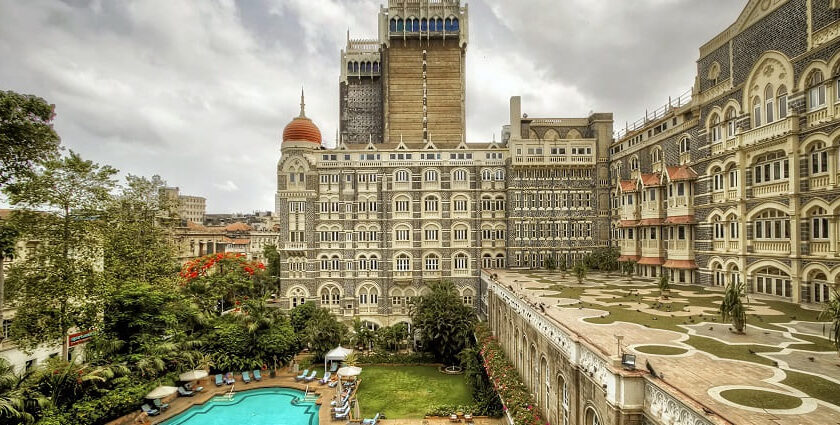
225 384 235 400
302 385 318 403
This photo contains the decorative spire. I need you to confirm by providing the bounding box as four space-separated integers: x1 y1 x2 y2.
299 87 306 118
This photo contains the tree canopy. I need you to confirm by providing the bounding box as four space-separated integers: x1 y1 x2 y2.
411 281 476 365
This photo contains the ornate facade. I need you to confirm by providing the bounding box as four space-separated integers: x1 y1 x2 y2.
612 0 840 304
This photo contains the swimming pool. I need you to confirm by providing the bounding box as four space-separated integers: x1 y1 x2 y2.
163 387 319 425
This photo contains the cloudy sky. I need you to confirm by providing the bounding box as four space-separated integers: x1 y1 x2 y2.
0 0 745 213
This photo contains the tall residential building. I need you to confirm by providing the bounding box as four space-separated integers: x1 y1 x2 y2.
340 0 468 144
162 186 207 223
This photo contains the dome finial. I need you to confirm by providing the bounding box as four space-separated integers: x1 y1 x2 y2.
299 86 306 118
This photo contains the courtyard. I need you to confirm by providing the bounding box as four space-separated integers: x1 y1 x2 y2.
355 365 473 419
491 269 840 424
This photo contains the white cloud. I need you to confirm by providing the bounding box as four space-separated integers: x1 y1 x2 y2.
0 0 747 213
214 180 240 192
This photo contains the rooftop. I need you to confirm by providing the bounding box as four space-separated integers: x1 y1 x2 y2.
489 269 840 425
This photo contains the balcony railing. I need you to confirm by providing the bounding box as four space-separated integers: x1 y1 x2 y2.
753 240 790 254
753 181 789 197
811 241 831 255
667 240 690 251
727 189 738 200
807 107 830 127
667 196 689 209
740 116 797 148
712 192 725 203
284 243 307 250
810 175 830 190
641 240 661 249
712 241 726 251
728 241 740 251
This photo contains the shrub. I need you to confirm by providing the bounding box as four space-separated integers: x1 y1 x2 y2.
426 404 479 416
356 352 435 364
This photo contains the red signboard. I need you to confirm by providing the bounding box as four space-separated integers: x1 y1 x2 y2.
68 330 95 347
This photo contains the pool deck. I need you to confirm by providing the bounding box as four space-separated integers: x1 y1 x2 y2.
108 368 335 425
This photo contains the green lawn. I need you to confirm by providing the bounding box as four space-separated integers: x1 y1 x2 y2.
355 365 472 418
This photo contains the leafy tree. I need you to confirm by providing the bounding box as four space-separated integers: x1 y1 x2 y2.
263 244 282 279
303 307 346 360
588 247 620 272
819 289 840 353
573 262 588 284
290 302 316 334
459 347 503 417
719 280 748 334
103 175 178 287
4 152 117 359
0 219 18 330
101 280 182 353
411 281 476 365
544 256 556 271
376 323 409 352
255 322 297 366
557 256 567 274
0 91 60 186
351 317 376 350
658 275 670 299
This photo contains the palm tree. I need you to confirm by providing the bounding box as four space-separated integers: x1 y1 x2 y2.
819 289 840 353
573 262 588 284
0 357 45 424
658 275 670 299
719 279 748 334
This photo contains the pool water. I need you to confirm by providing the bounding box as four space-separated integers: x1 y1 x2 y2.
163 388 319 425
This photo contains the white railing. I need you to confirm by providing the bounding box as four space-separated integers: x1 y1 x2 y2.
641 240 661 250
740 116 797 148
667 240 689 251
810 175 830 189
667 196 689 208
727 189 738 200
712 192 725 203
753 240 790 254
728 241 740 251
811 241 831 255
615 88 692 139
753 181 789 197
807 107 829 127
284 243 307 250
712 241 726 251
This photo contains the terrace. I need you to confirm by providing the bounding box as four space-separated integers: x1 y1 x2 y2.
488 269 840 425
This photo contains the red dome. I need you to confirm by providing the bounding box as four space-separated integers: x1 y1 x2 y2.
283 116 321 144
282 89 321 145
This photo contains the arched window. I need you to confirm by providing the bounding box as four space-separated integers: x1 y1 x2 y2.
764 85 775 124
394 224 411 242
713 263 725 286
424 224 440 242
424 169 439 182
445 17 452 31
725 108 737 138
452 196 468 213
436 18 443 31
396 18 404 32
482 253 493 268
496 253 505 268
453 223 468 241
808 71 826 111
777 85 788 119
421 18 427 31
289 287 307 308
320 284 341 305
495 169 505 181
331 255 341 270
452 18 459 31
710 113 721 142
358 284 379 305
395 253 411 271
389 19 396 32
712 216 725 239
454 252 469 270
347 62 354 73
810 142 828 175
753 96 762 127
810 271 831 303
461 287 474 305
395 169 410 182
650 147 662 164
753 151 789 184
753 209 790 240
679 137 690 153
712 167 724 192
630 156 639 171
424 195 439 212
482 169 492 181
754 266 791 298
452 169 468 181
424 253 440 271
811 207 829 239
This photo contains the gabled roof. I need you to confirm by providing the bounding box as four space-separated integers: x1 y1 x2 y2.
666 165 698 181
225 222 253 232
619 180 638 192
639 173 663 187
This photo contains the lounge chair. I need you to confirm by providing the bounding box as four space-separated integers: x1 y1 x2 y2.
215 374 224 386
330 362 338 373
185 382 203 392
334 408 351 420
141 404 160 416
332 402 349 412
153 399 169 410
178 386 194 397
465 414 473 424
242 371 252 384
224 372 235 385
253 370 262 381
304 370 317 382
450 413 459 423
295 369 309 381
328 379 339 388
319 371 331 384
363 413 381 425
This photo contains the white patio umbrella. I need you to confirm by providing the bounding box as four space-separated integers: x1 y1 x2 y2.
178 370 208 382
145 386 178 399
336 366 362 395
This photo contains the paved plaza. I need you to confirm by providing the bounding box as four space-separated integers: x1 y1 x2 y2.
492 269 840 425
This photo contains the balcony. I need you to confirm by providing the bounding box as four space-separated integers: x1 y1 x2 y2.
451 239 470 248
393 271 413 280
752 181 789 198
667 240 690 251
727 189 738 200
807 107 830 127
620 207 640 221
284 243 307 251
358 306 378 315
752 240 790 254
712 241 726 251
712 192 725 203
728 241 740 251
810 241 831 256
810 175 830 190
423 270 442 279
453 269 472 276
740 116 798 148
641 201 663 218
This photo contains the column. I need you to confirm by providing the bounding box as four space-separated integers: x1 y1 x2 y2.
833 219 839 256
829 147 838 188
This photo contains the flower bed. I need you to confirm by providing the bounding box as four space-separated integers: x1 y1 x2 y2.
476 324 545 425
